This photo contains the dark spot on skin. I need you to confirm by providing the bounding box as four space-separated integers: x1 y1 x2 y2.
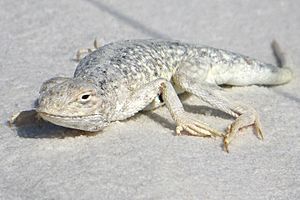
99 80 107 90
201 50 207 57
122 68 128 75
126 47 133 52
245 58 253 65
135 65 142 72
172 42 180 46
111 57 122 64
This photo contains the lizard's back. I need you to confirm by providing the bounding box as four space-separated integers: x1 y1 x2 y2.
74 39 292 91
74 40 191 91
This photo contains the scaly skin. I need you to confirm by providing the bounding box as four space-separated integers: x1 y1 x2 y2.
36 39 292 152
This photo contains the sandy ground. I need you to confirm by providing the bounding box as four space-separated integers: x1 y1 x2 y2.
1 0 299 199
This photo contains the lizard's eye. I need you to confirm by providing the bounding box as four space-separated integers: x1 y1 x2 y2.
81 94 90 100
79 92 93 103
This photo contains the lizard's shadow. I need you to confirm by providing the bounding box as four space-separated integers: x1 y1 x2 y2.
145 103 233 134
184 104 233 120
11 100 233 138
9 110 97 138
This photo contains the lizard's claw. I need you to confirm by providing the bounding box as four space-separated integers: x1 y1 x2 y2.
254 118 264 140
175 113 224 138
223 110 264 153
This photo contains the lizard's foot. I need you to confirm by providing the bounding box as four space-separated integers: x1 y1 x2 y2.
175 112 224 138
75 39 100 61
223 107 264 152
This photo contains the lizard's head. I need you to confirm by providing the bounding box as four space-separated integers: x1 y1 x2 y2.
36 77 111 132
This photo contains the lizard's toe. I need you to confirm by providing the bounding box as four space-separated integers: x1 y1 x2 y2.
223 108 264 152
175 113 224 138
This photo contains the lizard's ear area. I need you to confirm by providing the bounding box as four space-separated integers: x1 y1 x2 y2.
39 77 72 94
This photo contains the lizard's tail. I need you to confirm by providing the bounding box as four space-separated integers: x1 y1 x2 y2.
222 40 293 86
267 40 293 85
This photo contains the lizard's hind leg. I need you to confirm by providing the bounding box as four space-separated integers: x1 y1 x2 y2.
173 67 263 152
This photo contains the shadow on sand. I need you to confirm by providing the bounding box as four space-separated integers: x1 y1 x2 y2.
8 110 98 139
86 0 170 39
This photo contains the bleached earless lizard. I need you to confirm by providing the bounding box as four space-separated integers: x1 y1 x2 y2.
36 39 292 151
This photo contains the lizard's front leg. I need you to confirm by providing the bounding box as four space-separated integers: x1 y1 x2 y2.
161 81 224 137
173 67 263 152
118 78 223 137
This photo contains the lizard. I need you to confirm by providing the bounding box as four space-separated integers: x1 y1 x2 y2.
36 39 292 152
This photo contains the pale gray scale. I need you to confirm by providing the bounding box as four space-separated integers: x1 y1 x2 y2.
152 46 179 71
216 49 276 73
75 55 126 94
144 49 165 78
124 55 154 83
202 48 224 64
120 43 174 82
75 39 197 91
136 44 164 70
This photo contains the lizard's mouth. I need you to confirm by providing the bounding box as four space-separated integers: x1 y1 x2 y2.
38 112 100 119
37 111 109 132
